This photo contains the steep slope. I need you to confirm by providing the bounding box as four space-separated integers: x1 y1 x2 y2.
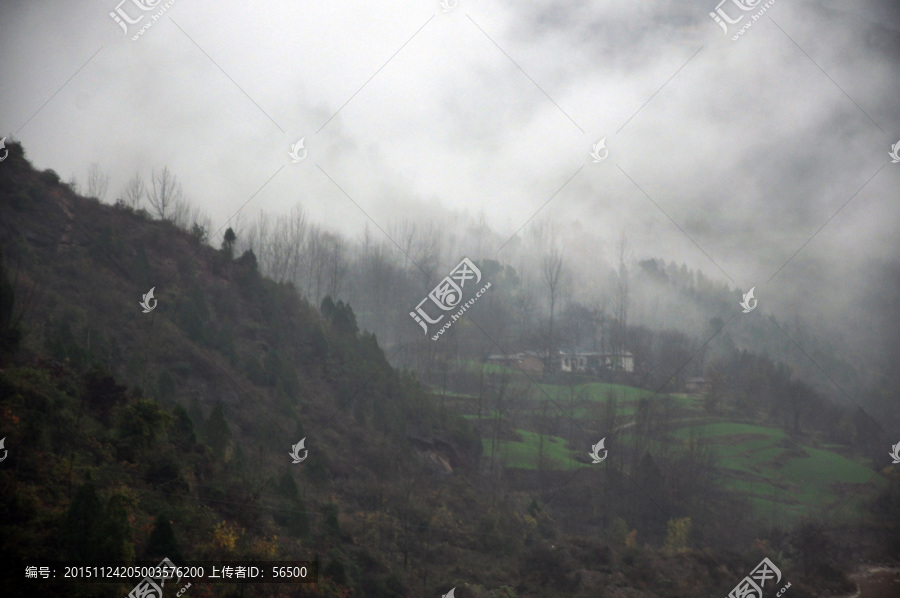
0 142 488 598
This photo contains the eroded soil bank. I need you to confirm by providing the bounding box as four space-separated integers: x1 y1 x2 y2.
832 566 900 598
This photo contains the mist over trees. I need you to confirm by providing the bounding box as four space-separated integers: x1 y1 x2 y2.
85 163 109 202
88 161 899 441
147 166 182 221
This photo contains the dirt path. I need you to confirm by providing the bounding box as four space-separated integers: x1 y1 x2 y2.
830 566 900 598
612 416 709 434
856 567 900 598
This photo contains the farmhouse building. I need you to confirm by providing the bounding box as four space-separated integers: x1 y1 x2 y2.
558 351 634 373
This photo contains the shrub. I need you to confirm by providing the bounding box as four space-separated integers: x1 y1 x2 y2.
189 223 208 245
664 517 691 554
38 169 61 186
116 399 172 458
146 515 184 562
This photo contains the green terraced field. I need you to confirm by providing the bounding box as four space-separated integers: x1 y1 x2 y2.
482 429 590 470
671 421 784 439
670 421 880 526
453 376 879 528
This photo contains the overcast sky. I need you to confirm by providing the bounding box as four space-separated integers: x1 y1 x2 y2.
2 0 899 326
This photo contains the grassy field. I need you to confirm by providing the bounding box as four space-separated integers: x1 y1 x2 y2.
669 421 881 526
482 429 590 470
454 374 881 528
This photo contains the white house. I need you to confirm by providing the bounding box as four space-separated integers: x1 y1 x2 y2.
558 351 634 373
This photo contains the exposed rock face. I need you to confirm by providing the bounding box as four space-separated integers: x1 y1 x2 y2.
406 428 465 474
422 450 453 476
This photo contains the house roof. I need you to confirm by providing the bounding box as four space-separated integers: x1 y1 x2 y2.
557 350 633 358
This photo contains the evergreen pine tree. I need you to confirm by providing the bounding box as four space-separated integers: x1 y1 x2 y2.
221 228 236 258
62 479 103 560
203 402 232 460
146 515 183 562
97 490 135 562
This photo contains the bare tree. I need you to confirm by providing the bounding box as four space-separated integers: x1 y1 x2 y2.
487 370 511 502
239 207 307 286
512 276 536 345
614 233 630 355
171 196 212 239
324 233 347 299
248 210 272 272
785 379 816 436
471 210 491 259
560 302 597 356
410 223 442 289
123 173 145 210
85 163 109 202
300 229 348 305
285 205 308 283
268 214 293 283
147 166 183 221
263 207 307 285
171 196 191 229
389 220 441 288
542 246 565 372
305 227 327 304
